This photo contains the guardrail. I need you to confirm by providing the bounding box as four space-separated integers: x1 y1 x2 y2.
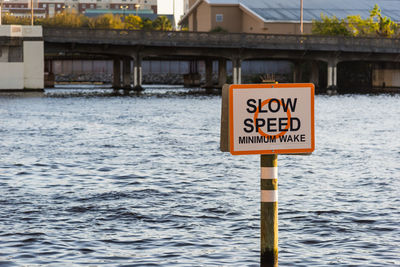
43 28 400 53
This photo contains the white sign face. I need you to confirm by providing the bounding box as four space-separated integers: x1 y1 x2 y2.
229 84 315 155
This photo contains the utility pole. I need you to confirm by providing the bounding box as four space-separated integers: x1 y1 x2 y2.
135 3 140 16
0 0 3 25
171 0 176 29
31 0 34 25
300 0 303 34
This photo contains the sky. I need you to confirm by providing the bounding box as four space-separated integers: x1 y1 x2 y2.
157 0 185 26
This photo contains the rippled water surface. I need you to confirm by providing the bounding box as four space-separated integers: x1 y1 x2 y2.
0 87 399 266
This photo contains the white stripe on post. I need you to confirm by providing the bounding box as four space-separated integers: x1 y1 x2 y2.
261 190 278 202
261 167 278 179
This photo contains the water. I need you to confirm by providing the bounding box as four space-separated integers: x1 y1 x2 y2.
0 86 399 266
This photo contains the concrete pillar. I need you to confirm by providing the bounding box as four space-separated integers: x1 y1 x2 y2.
133 54 143 91
310 61 319 87
333 63 337 87
218 58 227 87
122 57 131 90
113 58 121 89
44 59 55 88
327 59 338 88
205 58 213 88
232 58 242 84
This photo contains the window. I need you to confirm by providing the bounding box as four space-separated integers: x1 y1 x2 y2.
216 14 223 22
43 4 47 7
82 4 86 8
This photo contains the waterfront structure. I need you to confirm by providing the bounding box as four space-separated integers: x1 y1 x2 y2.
43 28 400 92
0 25 44 90
1 0 157 18
180 0 400 34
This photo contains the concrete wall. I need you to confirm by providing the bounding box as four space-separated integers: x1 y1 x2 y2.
0 25 23 37
210 5 242 32
0 63 24 89
0 25 44 90
263 22 312 35
23 41 44 89
242 10 266 34
373 69 400 87
196 1 211 32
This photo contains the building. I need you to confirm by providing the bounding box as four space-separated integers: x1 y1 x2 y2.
180 0 400 34
1 0 157 18
0 25 44 90
157 0 183 28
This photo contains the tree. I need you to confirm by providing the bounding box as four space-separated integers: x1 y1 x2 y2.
37 11 88 28
141 18 154 30
312 4 399 37
152 16 172 31
124 15 142 30
346 14 375 36
88 14 124 29
369 4 398 37
2 13 30 25
312 14 350 36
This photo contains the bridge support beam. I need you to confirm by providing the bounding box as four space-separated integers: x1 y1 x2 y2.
205 59 213 88
232 58 242 84
133 54 143 91
122 57 132 90
218 58 227 87
327 59 338 89
113 58 121 89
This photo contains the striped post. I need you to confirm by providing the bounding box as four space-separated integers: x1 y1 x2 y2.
260 154 278 266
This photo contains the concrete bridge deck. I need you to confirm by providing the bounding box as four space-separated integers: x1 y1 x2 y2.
43 28 400 91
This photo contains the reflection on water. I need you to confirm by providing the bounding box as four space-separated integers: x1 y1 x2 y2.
0 85 399 266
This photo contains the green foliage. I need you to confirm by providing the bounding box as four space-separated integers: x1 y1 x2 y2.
36 11 89 28
346 14 375 36
312 4 399 37
209 26 228 33
312 14 350 36
88 14 124 29
369 4 398 37
141 18 154 30
2 12 174 32
152 16 172 31
124 15 142 30
2 13 31 25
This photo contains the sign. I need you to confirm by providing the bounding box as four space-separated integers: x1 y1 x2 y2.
229 83 315 155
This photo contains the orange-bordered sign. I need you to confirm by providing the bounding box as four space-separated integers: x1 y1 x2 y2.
229 83 315 155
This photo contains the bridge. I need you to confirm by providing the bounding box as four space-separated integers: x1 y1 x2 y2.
43 27 400 92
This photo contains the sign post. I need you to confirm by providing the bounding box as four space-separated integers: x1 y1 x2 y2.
220 83 315 265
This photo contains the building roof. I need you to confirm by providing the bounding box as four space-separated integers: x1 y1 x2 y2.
239 0 400 22
84 9 154 17
181 0 400 24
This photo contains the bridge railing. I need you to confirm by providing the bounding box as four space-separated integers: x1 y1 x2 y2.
43 27 400 53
